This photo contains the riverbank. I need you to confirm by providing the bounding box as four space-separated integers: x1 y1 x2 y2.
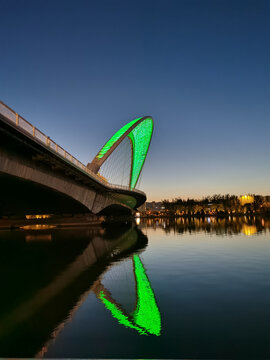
0 214 104 230
140 212 270 219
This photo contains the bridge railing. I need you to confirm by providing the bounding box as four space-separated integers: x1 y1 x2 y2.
0 101 145 196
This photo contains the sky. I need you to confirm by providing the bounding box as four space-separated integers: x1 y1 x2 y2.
1 0 269 201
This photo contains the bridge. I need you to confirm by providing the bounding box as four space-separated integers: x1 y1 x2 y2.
0 101 153 216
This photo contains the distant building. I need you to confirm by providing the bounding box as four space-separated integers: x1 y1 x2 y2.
239 195 254 206
137 203 146 212
146 201 164 211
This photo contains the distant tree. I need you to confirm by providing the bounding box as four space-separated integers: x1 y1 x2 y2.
253 195 264 212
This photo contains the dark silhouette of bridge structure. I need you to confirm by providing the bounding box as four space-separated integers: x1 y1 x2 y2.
0 224 150 357
0 101 153 216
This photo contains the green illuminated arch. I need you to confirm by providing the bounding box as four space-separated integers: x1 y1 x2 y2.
98 255 161 336
96 117 142 160
89 116 153 189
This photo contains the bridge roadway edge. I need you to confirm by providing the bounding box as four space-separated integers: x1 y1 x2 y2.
0 113 146 216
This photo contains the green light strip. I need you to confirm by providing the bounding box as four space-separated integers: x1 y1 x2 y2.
97 117 142 159
98 291 147 335
98 255 161 336
128 118 153 189
132 255 161 336
95 116 153 189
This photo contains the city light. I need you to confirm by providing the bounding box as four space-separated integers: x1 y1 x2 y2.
25 214 52 219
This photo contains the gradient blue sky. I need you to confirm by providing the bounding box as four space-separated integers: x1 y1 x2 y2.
1 0 269 201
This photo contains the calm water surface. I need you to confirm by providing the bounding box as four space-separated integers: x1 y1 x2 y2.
0 217 269 358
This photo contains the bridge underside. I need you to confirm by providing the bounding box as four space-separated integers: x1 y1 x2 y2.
0 115 146 217
0 173 89 216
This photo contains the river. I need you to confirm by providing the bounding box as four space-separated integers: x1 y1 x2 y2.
0 216 269 358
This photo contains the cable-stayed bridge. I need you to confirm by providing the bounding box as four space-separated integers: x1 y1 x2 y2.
0 101 153 216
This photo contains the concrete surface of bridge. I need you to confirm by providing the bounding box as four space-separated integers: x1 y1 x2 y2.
0 101 149 216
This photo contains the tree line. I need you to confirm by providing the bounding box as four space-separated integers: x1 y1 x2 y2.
161 194 267 216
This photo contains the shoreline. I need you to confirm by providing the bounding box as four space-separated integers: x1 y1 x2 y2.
140 212 270 219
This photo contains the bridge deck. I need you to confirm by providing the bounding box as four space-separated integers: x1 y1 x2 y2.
0 101 145 198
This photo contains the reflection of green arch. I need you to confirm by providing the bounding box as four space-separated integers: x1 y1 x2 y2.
98 255 161 336
88 117 153 189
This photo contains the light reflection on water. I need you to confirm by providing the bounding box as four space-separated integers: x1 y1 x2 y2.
0 216 269 358
20 224 56 230
142 215 270 236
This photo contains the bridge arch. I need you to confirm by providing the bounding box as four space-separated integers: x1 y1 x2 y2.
87 116 153 189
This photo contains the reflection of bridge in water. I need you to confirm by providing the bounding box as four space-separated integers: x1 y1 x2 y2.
93 254 161 337
0 224 160 358
0 101 153 216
